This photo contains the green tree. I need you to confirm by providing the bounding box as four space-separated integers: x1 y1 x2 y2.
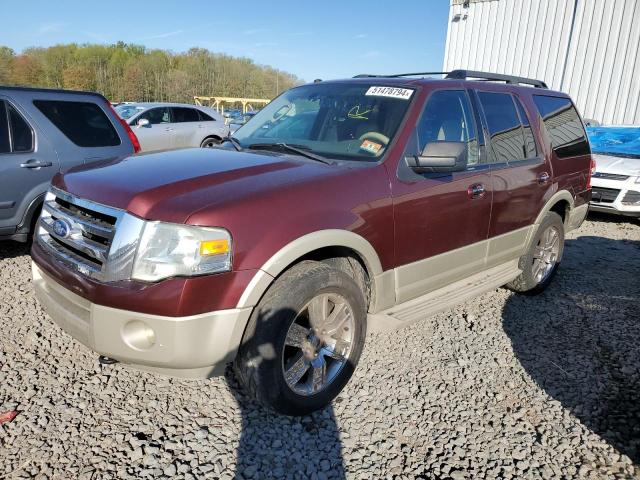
0 42 302 101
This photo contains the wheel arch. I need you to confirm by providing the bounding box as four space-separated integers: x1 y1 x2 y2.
201 135 223 146
236 229 384 310
534 190 574 226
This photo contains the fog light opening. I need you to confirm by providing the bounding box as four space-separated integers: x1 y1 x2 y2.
122 320 157 351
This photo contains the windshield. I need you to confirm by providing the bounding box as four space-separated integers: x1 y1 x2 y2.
232 82 415 161
115 104 145 120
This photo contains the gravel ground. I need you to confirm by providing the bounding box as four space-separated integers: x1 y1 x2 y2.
1 214 639 479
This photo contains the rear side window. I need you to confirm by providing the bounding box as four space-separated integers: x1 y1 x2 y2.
478 92 525 163
172 107 200 123
533 95 590 158
513 98 537 158
34 100 120 148
0 102 9 153
197 110 215 121
8 104 34 152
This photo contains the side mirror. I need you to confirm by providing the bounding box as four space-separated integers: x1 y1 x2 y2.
136 118 150 128
406 141 468 173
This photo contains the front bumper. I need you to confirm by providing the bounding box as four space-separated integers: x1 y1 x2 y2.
32 262 252 378
590 177 640 217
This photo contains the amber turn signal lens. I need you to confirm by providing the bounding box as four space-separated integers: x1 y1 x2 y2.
199 239 229 256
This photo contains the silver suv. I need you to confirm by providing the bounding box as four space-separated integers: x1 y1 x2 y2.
115 103 229 151
0 86 138 243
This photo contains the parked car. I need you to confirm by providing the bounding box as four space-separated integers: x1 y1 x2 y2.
228 111 258 134
586 126 640 217
31 70 592 415
0 86 139 243
115 103 228 151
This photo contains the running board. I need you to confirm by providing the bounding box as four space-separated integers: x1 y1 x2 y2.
367 260 521 333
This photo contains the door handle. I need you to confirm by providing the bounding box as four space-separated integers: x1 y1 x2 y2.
20 160 53 169
538 172 551 184
467 183 486 199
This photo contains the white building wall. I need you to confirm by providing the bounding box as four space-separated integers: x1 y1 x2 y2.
443 0 640 125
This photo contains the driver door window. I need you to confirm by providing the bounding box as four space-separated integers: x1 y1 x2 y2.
416 90 479 166
133 107 173 151
137 107 171 125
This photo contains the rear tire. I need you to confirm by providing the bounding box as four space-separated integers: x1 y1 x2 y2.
234 261 367 416
506 211 564 295
200 136 221 148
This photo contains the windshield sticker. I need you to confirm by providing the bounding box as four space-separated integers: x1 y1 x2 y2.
348 105 373 120
365 86 414 100
360 139 383 155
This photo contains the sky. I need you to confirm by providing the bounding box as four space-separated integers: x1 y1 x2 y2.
0 0 451 82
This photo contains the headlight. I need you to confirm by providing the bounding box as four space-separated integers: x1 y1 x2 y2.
132 222 232 282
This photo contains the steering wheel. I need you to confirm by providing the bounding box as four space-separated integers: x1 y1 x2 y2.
358 132 390 146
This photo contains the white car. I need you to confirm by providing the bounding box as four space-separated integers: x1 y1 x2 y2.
115 103 229 152
590 154 640 217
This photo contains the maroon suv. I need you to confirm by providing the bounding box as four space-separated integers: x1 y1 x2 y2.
31 70 592 415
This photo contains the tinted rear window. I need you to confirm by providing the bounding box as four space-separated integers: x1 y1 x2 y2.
34 100 120 147
513 97 537 158
197 110 215 121
0 102 9 153
533 95 589 158
172 107 200 122
478 92 524 163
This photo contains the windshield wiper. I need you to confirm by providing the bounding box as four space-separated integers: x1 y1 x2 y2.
223 135 243 151
248 143 332 165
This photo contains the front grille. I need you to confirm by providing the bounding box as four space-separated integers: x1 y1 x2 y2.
622 190 640 205
592 172 630 181
590 186 620 204
37 188 139 281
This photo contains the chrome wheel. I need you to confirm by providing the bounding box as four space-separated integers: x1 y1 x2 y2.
282 293 354 396
532 225 561 283
201 138 221 148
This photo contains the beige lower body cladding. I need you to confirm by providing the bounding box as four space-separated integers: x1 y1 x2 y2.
32 262 252 378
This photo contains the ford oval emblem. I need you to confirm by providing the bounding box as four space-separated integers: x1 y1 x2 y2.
52 219 70 238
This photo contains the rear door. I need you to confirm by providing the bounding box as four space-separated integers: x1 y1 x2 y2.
0 97 59 225
392 88 492 302
171 107 201 148
131 107 174 151
475 90 550 267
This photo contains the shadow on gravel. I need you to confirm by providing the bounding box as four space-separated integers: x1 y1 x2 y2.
224 306 347 480
503 235 640 464
0 241 29 259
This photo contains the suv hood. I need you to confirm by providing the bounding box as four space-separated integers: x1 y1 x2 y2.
54 148 339 223
593 154 640 176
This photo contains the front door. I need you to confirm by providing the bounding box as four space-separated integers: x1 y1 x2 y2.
0 98 58 225
392 89 492 303
132 107 174 151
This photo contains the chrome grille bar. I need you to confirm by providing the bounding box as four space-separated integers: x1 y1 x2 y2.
37 187 145 282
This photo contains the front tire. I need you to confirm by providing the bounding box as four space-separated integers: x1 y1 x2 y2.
200 136 221 148
234 261 367 416
506 211 564 295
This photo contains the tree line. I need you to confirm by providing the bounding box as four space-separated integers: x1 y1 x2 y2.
0 42 302 103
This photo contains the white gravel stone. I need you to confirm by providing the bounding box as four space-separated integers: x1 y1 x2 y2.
0 214 638 479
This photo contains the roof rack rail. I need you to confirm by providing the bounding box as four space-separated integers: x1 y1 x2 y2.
353 72 449 79
353 69 548 88
445 70 548 88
